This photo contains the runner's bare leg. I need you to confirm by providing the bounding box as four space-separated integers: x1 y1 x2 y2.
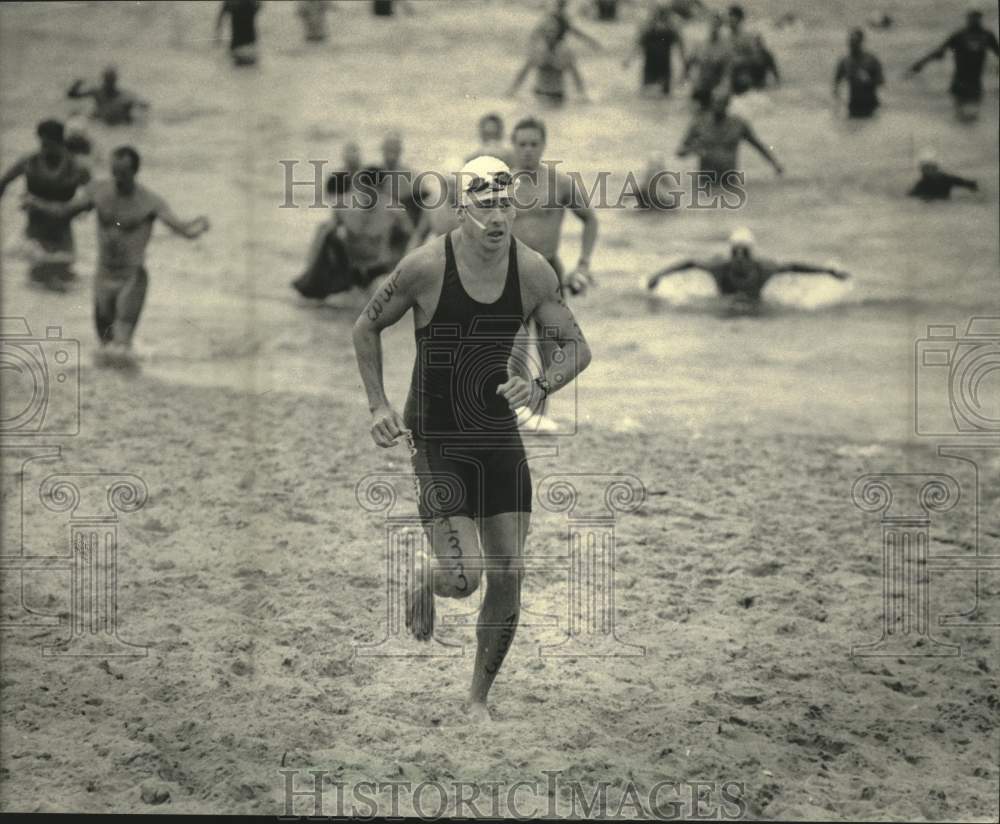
467 510 529 720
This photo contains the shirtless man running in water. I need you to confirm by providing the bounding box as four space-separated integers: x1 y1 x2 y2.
352 157 591 720
28 146 209 364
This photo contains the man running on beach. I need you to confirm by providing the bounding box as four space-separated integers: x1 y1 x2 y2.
834 28 885 119
0 119 91 291
352 156 591 721
24 146 209 364
67 66 149 126
678 91 784 182
907 10 1000 121
646 227 849 302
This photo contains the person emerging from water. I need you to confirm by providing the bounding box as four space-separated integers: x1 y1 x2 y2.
0 119 91 291
292 167 413 300
23 146 209 365
834 28 885 118
727 5 778 94
623 5 686 96
216 0 262 66
908 150 979 201
67 66 149 126
297 0 332 43
687 12 733 109
536 0 603 53
326 141 364 202
907 9 1000 121
646 227 849 301
507 14 589 106
678 91 783 182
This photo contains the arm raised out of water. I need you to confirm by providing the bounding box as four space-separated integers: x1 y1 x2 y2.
154 195 210 239
646 258 701 290
772 261 850 280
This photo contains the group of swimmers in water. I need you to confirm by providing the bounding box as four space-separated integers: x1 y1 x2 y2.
0 1 995 369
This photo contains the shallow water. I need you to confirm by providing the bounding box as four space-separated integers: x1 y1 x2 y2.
1 0 997 445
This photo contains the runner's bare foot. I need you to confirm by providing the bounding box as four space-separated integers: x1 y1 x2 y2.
466 700 492 724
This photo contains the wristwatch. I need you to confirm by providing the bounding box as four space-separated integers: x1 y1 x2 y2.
533 377 552 398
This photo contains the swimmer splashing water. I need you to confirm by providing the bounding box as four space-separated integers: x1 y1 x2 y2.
353 157 591 722
647 227 850 305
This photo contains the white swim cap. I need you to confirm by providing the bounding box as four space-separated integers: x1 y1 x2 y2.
458 155 516 206
729 226 756 248
917 148 938 166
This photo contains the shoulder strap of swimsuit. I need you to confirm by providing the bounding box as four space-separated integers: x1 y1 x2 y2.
504 237 524 318
442 231 462 295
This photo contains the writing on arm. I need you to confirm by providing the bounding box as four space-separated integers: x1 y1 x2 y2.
529 265 592 392
352 260 421 413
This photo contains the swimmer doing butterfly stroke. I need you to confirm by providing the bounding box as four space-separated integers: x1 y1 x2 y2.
352 156 591 722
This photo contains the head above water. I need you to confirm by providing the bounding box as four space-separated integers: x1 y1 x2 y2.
729 226 756 256
111 145 141 190
478 112 504 144
511 116 546 170
342 141 362 170
917 148 939 173
36 119 65 156
539 14 565 45
710 90 731 117
653 5 674 24
381 131 403 167
102 65 118 88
